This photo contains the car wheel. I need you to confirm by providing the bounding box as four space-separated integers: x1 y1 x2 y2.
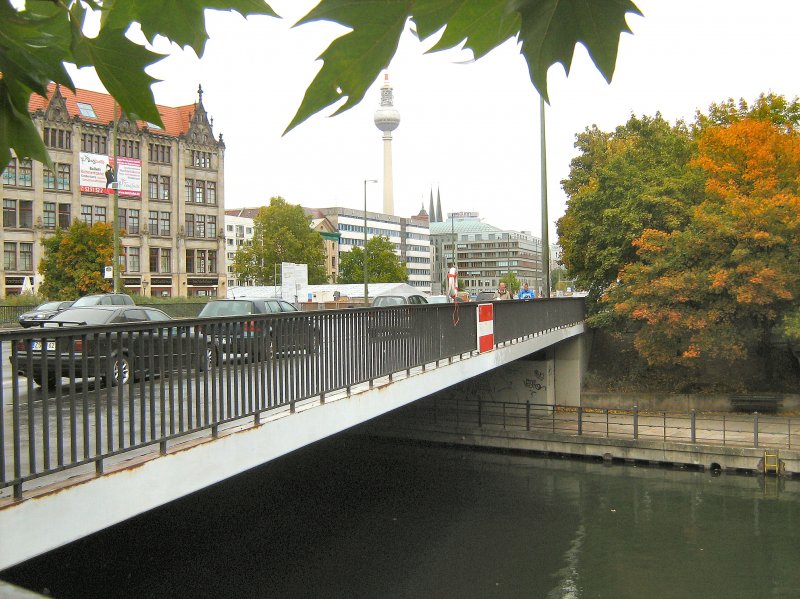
200 346 218 371
32 373 59 389
107 353 130 386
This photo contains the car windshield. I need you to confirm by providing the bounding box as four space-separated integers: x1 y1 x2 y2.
49 308 114 325
36 301 63 311
373 296 405 307
199 300 256 317
72 296 101 307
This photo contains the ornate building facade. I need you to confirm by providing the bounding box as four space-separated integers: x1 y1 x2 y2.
2 83 226 297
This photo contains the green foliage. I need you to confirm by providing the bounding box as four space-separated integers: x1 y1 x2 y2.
338 236 407 284
231 197 327 285
287 0 642 132
0 0 278 170
500 272 520 295
557 114 703 313
38 221 119 299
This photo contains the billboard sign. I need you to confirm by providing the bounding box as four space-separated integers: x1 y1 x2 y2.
79 153 141 197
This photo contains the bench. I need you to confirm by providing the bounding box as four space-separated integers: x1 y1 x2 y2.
729 394 783 414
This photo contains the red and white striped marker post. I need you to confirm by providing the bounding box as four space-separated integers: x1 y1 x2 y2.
477 303 494 353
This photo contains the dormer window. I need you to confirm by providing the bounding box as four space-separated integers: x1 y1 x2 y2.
76 102 97 118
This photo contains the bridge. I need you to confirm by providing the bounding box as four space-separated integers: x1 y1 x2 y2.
0 299 586 570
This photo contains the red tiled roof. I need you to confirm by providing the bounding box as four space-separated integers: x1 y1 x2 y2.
28 83 196 138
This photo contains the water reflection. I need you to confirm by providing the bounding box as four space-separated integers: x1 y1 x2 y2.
3 437 800 598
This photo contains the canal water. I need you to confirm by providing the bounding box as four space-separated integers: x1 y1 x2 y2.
3 435 800 598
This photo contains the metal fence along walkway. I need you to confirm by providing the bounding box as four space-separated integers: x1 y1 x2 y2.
1 299 586 500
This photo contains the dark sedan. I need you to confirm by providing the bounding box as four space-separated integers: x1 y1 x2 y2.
12 305 212 388
18 300 75 327
196 298 318 360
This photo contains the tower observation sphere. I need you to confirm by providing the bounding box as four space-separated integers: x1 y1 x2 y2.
374 73 400 132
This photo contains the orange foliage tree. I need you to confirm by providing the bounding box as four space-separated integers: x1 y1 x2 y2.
610 118 800 367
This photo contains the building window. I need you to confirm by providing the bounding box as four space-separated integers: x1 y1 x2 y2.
118 208 127 234
43 202 56 229
207 181 216 205
197 250 206 274
44 127 72 150
148 175 158 199
126 246 140 273
192 150 211 168
185 214 195 237
43 168 55 190
18 159 32 187
81 205 92 224
160 248 171 273
149 247 159 272
148 210 158 235
20 243 33 271
116 138 140 159
2 158 16 186
94 206 106 223
58 203 71 228
196 214 205 238
76 102 97 118
160 212 170 236
194 180 205 204
148 143 171 164
159 176 170 200
4 242 17 270
128 209 139 234
208 250 217 273
185 249 194 273
207 216 216 239
19 200 32 228
185 179 193 203
80 133 107 154
3 199 17 228
56 163 70 190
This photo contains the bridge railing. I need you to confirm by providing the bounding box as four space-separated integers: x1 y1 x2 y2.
0 299 585 499
401 397 800 451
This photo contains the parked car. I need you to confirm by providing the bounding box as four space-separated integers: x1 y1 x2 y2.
372 291 429 307
196 298 317 360
13 305 211 388
72 293 135 307
475 291 497 302
18 300 75 327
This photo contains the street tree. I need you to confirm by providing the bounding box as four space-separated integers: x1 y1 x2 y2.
231 197 327 285
610 117 800 367
2 0 640 170
500 272 521 296
38 221 117 299
556 114 702 318
338 236 407 284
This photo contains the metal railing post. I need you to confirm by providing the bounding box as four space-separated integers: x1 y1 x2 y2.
577 406 583 435
754 412 759 448
633 405 639 440
690 409 696 443
526 401 530 431
478 398 482 428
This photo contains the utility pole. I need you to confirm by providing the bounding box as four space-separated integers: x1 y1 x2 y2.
111 101 120 293
540 96 551 299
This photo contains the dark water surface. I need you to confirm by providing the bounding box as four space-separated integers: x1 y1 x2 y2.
3 436 800 598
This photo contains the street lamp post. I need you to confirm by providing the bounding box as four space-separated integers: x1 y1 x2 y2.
363 179 377 305
111 101 120 293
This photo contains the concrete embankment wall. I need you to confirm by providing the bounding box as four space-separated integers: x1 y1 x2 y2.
581 391 800 413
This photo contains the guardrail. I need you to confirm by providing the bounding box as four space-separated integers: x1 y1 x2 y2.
411 397 800 450
0 298 586 499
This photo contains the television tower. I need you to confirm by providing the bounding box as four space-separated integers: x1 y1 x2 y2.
373 71 401 215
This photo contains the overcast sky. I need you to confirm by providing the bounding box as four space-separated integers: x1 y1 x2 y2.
69 0 800 239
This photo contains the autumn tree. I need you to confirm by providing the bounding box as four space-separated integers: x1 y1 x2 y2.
2 1 640 170
38 221 117 299
557 114 703 317
610 117 800 367
338 236 407 284
231 197 327 285
500 272 521 296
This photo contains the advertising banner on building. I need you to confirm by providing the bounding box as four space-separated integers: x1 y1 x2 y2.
79 153 142 197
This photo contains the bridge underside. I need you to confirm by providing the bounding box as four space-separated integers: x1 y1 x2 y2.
0 323 585 570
